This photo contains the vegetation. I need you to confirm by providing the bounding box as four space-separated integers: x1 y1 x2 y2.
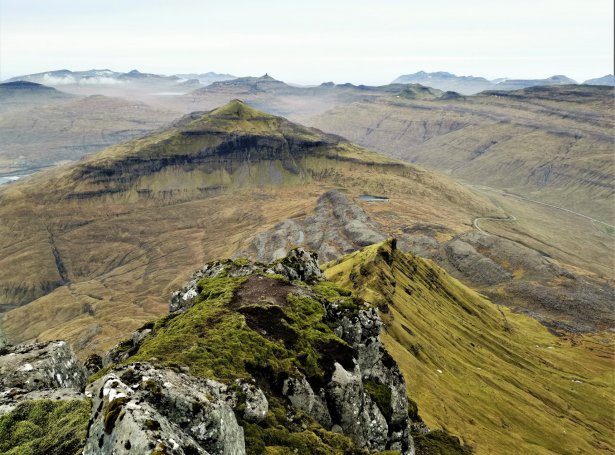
121 266 378 453
414 431 473 455
127 274 359 383
0 399 91 455
240 398 355 455
324 240 615 455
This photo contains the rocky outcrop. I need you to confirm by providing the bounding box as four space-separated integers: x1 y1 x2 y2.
84 363 246 455
0 340 87 414
1 249 418 454
169 247 322 314
236 190 386 263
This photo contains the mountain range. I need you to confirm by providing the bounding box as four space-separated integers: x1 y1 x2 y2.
392 71 614 94
0 66 613 454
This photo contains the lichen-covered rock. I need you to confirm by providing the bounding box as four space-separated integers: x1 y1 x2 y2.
271 248 323 283
326 362 389 450
84 363 246 455
240 382 268 423
282 375 332 428
0 341 87 414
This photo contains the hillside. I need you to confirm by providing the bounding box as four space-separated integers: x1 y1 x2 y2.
0 100 495 356
309 85 615 224
324 240 615 455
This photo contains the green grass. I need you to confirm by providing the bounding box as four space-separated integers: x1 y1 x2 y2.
324 240 615 455
0 399 91 455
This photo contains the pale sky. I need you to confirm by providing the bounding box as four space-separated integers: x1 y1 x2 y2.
0 0 613 85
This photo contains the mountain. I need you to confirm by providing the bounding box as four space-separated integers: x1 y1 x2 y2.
493 74 577 90
0 94 178 174
0 81 73 108
0 100 495 357
392 71 493 95
6 68 181 85
391 71 578 95
174 71 237 85
171 76 456 120
324 240 614 454
583 74 615 86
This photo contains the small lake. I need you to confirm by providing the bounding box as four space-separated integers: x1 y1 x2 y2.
0 172 34 185
358 194 389 202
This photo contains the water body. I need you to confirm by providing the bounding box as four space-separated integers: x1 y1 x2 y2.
358 194 389 202
0 174 31 185
0 169 41 185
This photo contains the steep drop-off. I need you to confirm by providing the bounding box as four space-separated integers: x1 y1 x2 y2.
324 240 615 455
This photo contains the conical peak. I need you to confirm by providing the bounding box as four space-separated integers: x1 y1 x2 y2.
207 99 272 121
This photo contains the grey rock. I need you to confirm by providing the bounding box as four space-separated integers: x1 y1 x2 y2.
237 190 386 263
84 363 246 455
0 340 87 413
282 375 332 428
325 362 388 451
241 382 268 423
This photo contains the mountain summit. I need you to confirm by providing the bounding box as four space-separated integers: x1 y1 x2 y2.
31 100 389 200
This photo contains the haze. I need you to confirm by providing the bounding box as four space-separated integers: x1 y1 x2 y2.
0 0 613 85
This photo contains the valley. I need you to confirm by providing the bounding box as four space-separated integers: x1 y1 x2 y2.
0 76 612 455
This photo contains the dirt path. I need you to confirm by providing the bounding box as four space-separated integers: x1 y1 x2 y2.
473 214 517 234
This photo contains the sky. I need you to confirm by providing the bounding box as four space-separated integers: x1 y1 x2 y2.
0 0 613 85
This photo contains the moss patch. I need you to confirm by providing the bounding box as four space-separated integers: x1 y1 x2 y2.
414 430 473 455
126 273 360 385
364 378 393 422
0 399 91 455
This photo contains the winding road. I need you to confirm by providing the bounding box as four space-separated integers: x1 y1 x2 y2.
473 215 517 234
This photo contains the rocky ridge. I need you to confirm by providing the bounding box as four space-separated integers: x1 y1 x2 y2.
0 248 419 454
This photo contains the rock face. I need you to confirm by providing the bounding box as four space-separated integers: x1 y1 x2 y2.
84 363 246 455
236 190 386 263
0 340 87 414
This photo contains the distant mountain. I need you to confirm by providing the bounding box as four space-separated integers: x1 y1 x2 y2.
6 69 185 86
392 71 578 94
174 72 236 85
494 75 577 90
583 74 615 86
392 71 493 94
0 81 73 109
0 94 177 173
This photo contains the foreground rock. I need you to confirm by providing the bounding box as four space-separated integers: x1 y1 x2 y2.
1 249 419 454
0 340 87 414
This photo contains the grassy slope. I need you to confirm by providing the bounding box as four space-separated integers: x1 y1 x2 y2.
324 241 615 455
0 101 496 357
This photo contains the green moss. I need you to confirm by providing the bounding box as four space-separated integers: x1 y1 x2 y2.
0 399 91 455
364 378 393 422
103 397 129 434
232 257 252 267
241 400 355 455
413 430 473 455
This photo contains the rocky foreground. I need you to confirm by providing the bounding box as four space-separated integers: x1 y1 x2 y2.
1 249 469 454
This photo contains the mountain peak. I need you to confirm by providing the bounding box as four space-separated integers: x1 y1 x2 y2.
208 99 270 120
